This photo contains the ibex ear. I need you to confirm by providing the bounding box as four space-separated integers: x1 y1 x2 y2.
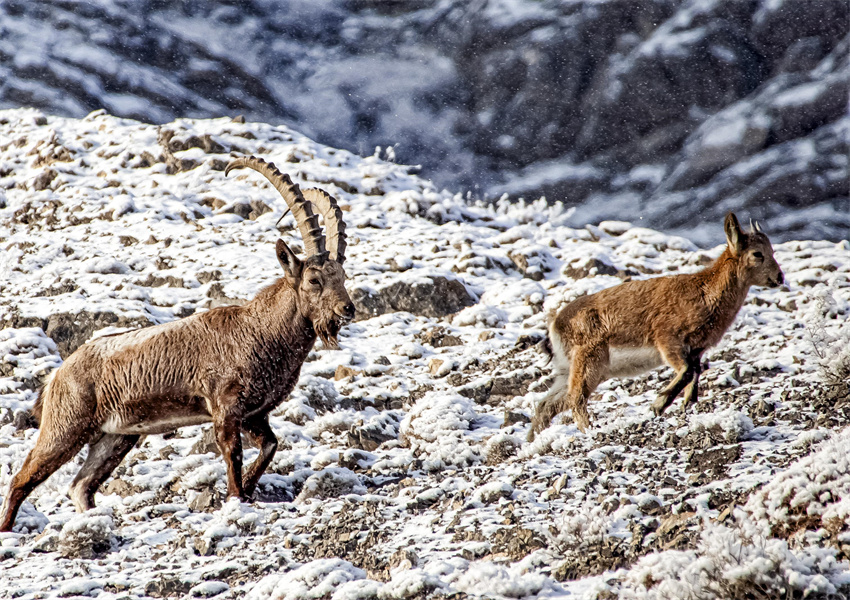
276 239 303 279
724 212 745 256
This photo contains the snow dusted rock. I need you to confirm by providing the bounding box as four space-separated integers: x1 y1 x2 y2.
745 428 850 544
485 433 521 465
685 408 755 446
400 393 482 470
57 509 117 559
2 310 150 358
297 468 366 502
603 521 849 599
351 275 477 321
247 558 371 600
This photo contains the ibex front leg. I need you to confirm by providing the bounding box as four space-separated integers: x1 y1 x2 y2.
241 416 278 498
679 350 705 413
212 386 247 500
651 342 698 417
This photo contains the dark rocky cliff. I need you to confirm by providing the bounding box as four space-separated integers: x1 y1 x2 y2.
1 0 847 242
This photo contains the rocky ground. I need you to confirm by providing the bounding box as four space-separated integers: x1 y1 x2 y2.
0 109 849 598
1 0 848 242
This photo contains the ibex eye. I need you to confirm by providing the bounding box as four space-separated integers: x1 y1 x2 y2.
309 278 321 286
753 251 764 260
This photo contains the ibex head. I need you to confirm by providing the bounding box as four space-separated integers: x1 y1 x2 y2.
724 212 784 288
227 157 354 348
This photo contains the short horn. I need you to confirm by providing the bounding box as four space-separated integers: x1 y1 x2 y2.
301 188 347 264
754 220 763 233
226 156 326 258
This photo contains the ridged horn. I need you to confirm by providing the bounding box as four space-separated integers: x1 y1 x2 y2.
301 187 347 264
225 156 326 258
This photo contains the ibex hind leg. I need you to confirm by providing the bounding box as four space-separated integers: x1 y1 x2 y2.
0 426 90 531
528 373 569 442
567 345 606 433
69 433 140 513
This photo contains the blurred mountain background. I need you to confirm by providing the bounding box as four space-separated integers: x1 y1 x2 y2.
1 0 847 244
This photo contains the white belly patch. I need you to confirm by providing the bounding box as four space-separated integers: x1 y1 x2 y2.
102 414 212 435
608 346 663 378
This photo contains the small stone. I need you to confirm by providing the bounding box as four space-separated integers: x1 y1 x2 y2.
146 577 194 597
102 479 137 498
717 506 733 522
428 358 445 376
194 537 216 557
190 428 220 456
31 531 60 553
503 410 531 427
190 490 215 512
12 409 38 431
334 365 361 381
389 548 419 571
479 331 496 341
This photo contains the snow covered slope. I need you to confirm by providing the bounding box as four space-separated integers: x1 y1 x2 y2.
1 109 849 598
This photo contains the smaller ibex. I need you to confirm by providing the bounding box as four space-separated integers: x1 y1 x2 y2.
528 213 783 440
1 157 355 532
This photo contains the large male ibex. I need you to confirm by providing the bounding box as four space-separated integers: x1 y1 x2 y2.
1 157 355 531
528 213 784 441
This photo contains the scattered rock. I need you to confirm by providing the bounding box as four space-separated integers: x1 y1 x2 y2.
347 421 396 451
193 537 216 557
490 526 546 561
297 468 366 501
389 548 419 571
351 276 476 320
145 576 194 597
189 489 217 513
189 581 229 598
102 479 139 498
418 326 463 348
562 257 623 279
207 283 245 308
32 168 57 191
428 358 445 376
478 482 514 504
190 428 220 456
458 380 493 404
2 310 151 358
502 410 531 428
58 512 117 559
31 528 60 553
335 365 361 381
486 435 520 465
686 444 742 482
508 247 555 281
12 409 38 431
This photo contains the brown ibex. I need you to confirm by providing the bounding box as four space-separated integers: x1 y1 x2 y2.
528 213 783 441
1 156 355 531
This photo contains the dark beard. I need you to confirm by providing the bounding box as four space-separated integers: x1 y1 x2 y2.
314 316 342 350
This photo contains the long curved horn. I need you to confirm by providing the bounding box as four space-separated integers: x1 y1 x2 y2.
225 157 326 258
301 188 347 264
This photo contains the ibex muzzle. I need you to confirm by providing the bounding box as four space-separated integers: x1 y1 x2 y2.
1 157 353 532
528 212 784 440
